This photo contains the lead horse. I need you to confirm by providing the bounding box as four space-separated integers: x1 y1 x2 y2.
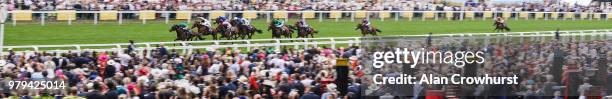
355 23 382 36
169 25 195 41
493 21 511 32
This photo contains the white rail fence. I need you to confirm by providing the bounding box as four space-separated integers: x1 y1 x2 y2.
3 29 611 56
8 10 612 25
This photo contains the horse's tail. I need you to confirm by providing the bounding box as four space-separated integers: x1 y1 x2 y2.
505 26 511 31
375 29 382 33
313 30 318 34
255 29 263 34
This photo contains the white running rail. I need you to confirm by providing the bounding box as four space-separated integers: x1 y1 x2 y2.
3 29 611 56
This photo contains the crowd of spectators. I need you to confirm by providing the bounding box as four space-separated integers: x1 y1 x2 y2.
0 42 365 99
0 36 610 98
2 0 612 13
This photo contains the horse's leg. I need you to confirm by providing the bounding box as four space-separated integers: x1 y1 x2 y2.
248 31 253 39
212 32 216 40
197 34 204 40
362 31 366 37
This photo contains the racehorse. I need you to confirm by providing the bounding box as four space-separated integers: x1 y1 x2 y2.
355 23 382 36
230 19 263 39
267 22 293 39
191 21 215 40
169 25 194 41
214 22 237 40
290 22 318 38
493 21 511 32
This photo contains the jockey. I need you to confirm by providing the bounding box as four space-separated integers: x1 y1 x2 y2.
177 22 189 30
298 19 310 32
233 17 241 24
362 19 371 29
240 18 250 26
222 21 232 29
273 19 284 28
218 16 228 23
197 17 212 32
197 17 211 27
217 16 231 28
495 17 506 26
298 19 309 28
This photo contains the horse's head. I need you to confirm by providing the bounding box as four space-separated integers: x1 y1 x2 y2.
356 24 364 30
230 20 238 25
169 25 178 32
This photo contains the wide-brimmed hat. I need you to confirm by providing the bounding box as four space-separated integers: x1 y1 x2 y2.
107 60 117 66
326 83 337 92
238 76 249 84
262 80 276 87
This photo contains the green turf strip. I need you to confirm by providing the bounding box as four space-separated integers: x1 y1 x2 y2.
5 19 612 46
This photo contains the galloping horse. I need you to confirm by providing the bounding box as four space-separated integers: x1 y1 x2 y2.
169 25 194 41
191 21 215 40
267 22 293 39
355 23 382 36
215 23 238 40
230 19 250 39
493 21 511 32
290 22 318 38
230 19 263 39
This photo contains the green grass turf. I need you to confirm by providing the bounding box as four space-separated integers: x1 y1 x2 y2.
5 19 612 46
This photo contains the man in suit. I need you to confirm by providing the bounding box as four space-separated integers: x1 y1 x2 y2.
82 82 105 99
300 87 319 99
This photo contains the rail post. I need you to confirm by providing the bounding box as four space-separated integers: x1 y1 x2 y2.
351 11 355 22
232 44 238 52
484 34 490 47
68 13 72 25
395 11 399 21
579 31 584 42
165 12 169 24
181 42 187 55
330 38 336 49
142 12 146 24
590 30 596 41
468 34 474 42
519 32 524 43
275 39 281 51
145 43 151 58
319 11 323 22
12 12 16 26
266 12 271 23
115 44 122 53
74 45 81 53
460 11 464 21
245 40 251 51
40 13 45 25
94 12 98 25
118 13 123 25
303 39 309 49
32 46 39 52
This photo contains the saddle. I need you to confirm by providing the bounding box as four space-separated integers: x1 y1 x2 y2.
363 25 373 32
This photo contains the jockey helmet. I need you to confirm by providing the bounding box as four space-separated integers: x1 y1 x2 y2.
178 22 188 27
218 16 227 21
